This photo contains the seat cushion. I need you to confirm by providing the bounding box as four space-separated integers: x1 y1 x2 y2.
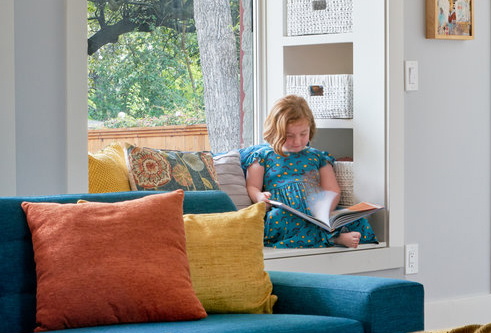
37 314 364 333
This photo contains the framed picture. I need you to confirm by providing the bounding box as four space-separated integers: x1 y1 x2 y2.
426 0 474 40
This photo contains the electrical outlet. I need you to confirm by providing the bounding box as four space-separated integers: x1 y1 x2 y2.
405 244 419 274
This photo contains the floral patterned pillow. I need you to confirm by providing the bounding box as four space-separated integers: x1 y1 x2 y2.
126 145 220 191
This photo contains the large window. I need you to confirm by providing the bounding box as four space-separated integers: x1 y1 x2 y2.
87 0 254 152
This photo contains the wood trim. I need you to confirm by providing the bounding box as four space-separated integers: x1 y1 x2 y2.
88 125 210 153
88 124 208 139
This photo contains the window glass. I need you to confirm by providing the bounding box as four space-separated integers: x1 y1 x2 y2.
87 0 253 152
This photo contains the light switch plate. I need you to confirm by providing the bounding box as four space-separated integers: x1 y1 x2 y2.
405 61 419 91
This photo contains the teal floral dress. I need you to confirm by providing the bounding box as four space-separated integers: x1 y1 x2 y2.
244 146 378 248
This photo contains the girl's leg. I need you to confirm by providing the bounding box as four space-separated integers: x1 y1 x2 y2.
338 218 379 245
333 231 361 248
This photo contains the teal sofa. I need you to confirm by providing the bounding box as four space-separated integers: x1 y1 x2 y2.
1 190 424 333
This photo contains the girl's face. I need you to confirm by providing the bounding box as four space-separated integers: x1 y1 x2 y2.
283 119 310 153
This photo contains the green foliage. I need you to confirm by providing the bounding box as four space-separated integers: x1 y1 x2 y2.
88 0 205 125
87 0 240 128
88 25 205 124
103 112 205 128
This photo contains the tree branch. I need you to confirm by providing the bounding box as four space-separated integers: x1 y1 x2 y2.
87 0 196 55
89 19 140 55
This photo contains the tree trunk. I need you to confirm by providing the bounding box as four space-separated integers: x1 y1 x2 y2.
241 0 254 148
193 0 241 152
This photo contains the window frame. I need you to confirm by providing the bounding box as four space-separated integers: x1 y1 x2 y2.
67 0 89 194
0 0 16 196
65 0 405 275
254 0 405 274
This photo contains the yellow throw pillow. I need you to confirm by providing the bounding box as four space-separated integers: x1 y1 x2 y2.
88 142 131 193
183 202 277 314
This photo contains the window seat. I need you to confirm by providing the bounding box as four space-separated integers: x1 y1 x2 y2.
263 243 404 275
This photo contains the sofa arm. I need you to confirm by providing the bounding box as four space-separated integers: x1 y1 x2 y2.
269 271 424 333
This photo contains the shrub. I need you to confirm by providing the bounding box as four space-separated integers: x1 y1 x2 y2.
103 113 206 129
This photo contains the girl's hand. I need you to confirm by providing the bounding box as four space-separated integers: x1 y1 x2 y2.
256 191 272 204
255 192 272 210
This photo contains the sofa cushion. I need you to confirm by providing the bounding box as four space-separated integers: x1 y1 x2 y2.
35 314 363 333
183 203 277 314
213 150 252 210
126 145 220 191
88 142 131 193
0 191 236 333
21 191 206 332
270 271 425 333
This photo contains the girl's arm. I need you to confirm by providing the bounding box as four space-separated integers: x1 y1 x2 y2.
319 164 341 212
246 160 271 204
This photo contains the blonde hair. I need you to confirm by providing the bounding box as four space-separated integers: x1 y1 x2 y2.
263 95 316 156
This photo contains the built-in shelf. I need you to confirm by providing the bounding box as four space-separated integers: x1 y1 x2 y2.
314 118 354 129
262 0 392 274
282 33 354 46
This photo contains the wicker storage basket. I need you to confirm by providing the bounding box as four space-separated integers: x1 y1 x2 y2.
286 74 353 119
333 161 354 207
287 0 353 36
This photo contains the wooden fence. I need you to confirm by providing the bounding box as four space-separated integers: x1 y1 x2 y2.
88 124 210 153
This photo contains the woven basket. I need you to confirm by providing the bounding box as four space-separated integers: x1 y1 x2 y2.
286 75 353 119
333 161 354 206
287 0 353 36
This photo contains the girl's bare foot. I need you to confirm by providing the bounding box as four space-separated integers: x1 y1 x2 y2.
334 231 361 248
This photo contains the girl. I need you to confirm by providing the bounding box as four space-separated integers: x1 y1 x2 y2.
245 95 377 248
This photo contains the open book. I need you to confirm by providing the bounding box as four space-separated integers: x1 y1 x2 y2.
268 191 384 232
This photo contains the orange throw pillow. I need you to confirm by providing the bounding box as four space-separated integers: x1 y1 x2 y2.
22 190 206 332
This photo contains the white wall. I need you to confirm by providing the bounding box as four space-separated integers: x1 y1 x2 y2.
14 0 67 195
404 0 491 328
0 0 87 196
404 0 490 302
0 0 16 196
361 1 491 329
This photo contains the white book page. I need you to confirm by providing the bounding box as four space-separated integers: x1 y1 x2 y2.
308 191 338 222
